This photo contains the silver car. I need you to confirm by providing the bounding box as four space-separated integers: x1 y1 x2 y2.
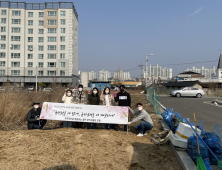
170 87 205 98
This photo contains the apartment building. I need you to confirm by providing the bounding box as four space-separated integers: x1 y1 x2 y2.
185 66 216 78
113 70 131 81
88 71 96 81
97 69 111 81
0 1 78 85
144 64 172 79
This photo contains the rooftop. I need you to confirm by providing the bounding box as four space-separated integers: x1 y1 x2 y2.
178 71 201 75
0 1 78 19
162 80 203 87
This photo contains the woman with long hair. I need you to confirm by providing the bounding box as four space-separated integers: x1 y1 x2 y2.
100 87 115 129
87 87 100 129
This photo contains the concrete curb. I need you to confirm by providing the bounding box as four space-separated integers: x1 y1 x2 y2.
159 107 197 170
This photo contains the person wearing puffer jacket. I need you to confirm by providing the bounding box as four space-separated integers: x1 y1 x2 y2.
62 89 73 128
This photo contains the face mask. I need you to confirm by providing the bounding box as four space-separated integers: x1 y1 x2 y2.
105 91 109 94
67 93 71 96
138 107 143 111
78 88 83 91
120 89 124 92
34 105 39 109
93 91 97 94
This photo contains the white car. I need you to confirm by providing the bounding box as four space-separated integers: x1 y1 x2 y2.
43 88 52 91
170 87 205 98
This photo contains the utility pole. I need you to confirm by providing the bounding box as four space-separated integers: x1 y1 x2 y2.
36 66 37 92
138 62 144 85
145 55 148 87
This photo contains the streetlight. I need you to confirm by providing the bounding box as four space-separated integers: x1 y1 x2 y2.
145 54 153 87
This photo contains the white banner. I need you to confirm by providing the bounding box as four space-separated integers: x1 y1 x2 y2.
40 102 129 124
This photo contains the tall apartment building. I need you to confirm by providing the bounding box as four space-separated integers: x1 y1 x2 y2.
144 64 172 79
0 1 78 86
113 70 131 81
185 66 216 78
88 71 96 81
97 69 111 81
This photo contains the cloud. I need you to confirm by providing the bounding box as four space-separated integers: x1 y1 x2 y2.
188 7 202 17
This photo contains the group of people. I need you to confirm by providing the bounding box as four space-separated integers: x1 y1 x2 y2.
27 84 153 137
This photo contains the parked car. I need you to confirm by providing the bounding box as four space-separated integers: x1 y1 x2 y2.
170 87 205 98
27 86 34 91
43 88 52 91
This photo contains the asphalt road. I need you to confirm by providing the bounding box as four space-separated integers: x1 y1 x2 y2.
160 96 222 136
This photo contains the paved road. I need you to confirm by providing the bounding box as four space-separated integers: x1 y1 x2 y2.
160 96 222 136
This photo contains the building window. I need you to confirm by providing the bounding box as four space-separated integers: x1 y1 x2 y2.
12 19 20 24
48 62 56 67
60 11 66 16
48 71 56 76
38 54 44 59
38 46 44 51
28 37 33 42
0 70 5 75
38 71 43 76
12 11 21 16
11 62 20 67
28 70 33 76
48 37 56 42
48 28 56 33
12 27 20 33
28 20 33 26
11 53 20 58
39 12 44 17
48 45 56 51
28 62 33 67
38 62 43 68
38 21 44 26
60 45 65 50
48 20 56 25
1 35 6 41
48 54 56 59
12 45 20 50
38 29 44 34
28 54 33 59
1 27 6 32
60 53 65 59
1 18 6 24
48 11 56 17
0 53 6 58
11 70 20 75
28 12 33 17
60 71 65 76
28 29 33 34
38 37 44 42
0 61 5 67
28 45 33 51
60 19 65 25
1 10 6 15
0 44 6 49
60 36 65 42
11 36 20 41
60 62 65 67
60 28 65 33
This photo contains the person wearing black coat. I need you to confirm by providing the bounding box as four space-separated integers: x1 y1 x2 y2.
27 101 47 130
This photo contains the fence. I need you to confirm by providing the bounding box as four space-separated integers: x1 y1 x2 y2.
146 87 163 115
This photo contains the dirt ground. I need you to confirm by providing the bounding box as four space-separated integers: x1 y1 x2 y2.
0 91 182 170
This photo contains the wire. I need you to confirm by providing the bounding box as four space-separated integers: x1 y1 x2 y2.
159 60 218 66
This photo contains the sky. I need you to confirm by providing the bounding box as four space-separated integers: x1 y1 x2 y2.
9 0 222 77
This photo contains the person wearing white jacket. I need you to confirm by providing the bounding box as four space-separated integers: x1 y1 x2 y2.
62 89 73 127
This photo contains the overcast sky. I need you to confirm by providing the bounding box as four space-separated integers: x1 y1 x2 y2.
11 0 222 77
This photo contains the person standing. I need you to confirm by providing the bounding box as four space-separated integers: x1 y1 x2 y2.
72 84 87 129
128 103 153 136
87 87 100 129
62 89 73 128
100 87 115 129
114 85 131 131
27 101 47 130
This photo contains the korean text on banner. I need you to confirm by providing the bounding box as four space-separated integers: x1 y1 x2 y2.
40 102 128 124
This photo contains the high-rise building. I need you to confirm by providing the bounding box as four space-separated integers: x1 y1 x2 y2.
144 64 172 79
185 66 216 78
97 69 111 81
0 1 78 85
88 71 96 81
113 70 131 81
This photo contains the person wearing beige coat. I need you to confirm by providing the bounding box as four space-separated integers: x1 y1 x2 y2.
62 89 73 127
